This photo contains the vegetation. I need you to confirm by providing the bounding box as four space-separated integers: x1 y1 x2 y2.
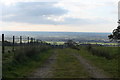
108 24 120 42
78 46 119 78
2 39 119 78
3 45 53 78
52 49 90 78
86 45 119 59
65 40 80 50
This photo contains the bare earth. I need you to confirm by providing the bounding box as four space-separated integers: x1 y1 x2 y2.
29 51 58 78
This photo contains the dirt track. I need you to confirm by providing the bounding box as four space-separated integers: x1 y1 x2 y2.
71 53 110 78
29 52 57 78
29 49 110 78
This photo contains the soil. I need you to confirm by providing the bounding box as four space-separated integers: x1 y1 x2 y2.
29 51 58 78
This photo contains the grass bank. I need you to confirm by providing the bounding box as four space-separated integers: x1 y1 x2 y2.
3 45 53 78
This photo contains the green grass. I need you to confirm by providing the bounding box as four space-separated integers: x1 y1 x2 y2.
52 48 91 78
3 45 53 78
78 46 119 78
2 45 120 78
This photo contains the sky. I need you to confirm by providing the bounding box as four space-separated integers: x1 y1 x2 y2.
0 0 119 32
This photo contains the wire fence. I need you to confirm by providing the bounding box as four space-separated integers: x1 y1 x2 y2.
1 34 42 54
1 34 66 54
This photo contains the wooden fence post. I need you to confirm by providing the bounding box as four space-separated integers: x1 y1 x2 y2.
28 37 29 44
2 34 5 54
20 36 22 45
12 36 15 51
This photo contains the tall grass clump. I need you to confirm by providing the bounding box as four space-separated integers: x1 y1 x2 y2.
86 45 113 59
13 45 51 63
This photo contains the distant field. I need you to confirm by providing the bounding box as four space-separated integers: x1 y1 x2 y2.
45 41 65 45
79 42 118 46
45 41 118 46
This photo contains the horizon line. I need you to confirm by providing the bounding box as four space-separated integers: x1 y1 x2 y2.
1 30 111 33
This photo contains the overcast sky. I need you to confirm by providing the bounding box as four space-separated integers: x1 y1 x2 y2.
0 0 119 32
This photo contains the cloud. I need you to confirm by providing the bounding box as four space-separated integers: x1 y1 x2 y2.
1 2 112 25
0 0 118 32
1 2 68 24
54 17 111 26
0 0 117 29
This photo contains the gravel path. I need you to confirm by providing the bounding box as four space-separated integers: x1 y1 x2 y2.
29 52 57 78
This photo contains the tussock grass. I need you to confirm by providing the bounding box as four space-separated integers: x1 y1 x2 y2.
86 45 119 59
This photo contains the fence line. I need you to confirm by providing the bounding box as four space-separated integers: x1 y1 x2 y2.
2 34 38 54
1 34 68 54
